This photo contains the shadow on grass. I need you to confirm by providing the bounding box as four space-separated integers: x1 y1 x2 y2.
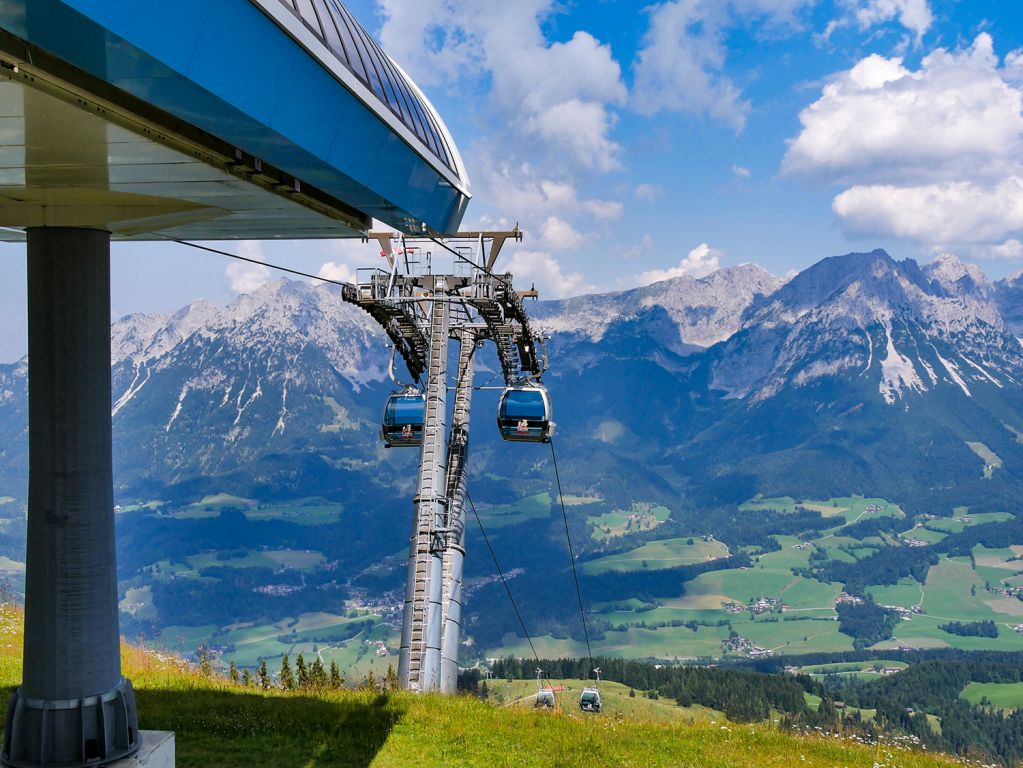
135 687 406 768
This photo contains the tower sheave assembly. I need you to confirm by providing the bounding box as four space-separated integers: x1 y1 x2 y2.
354 230 549 692
0 1 469 765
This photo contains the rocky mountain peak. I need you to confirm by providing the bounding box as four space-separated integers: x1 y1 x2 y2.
536 263 782 352
712 250 1020 405
924 253 993 297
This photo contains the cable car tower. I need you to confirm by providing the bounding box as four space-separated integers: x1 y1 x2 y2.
349 228 550 693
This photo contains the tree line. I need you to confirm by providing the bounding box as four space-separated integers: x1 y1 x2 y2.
465 656 817 723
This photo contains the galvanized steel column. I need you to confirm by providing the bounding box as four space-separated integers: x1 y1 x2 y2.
439 329 474 693
399 295 450 691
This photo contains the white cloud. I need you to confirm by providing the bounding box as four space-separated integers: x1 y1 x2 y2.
634 183 662 202
732 164 752 179
632 1 750 131
225 241 271 294
473 160 623 235
833 179 1023 244
786 34 1023 255
784 35 1022 184
636 243 722 285
625 234 655 261
538 216 585 251
989 239 1023 260
317 261 358 284
379 1 626 174
504 250 591 299
631 0 815 130
850 0 933 41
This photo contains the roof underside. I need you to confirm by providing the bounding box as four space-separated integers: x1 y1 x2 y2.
0 0 471 240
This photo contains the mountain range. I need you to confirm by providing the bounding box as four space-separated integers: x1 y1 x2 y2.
3 248 1023 655
1 248 1023 516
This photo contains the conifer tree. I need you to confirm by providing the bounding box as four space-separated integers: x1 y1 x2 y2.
330 661 343 689
309 657 327 689
385 664 398 692
242 668 252 687
280 654 295 690
296 653 308 689
198 645 212 678
258 658 270 689
228 661 239 684
365 669 376 691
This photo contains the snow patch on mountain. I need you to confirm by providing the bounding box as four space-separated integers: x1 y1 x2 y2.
879 321 925 404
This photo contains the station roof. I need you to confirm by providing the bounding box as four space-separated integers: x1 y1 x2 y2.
0 0 470 240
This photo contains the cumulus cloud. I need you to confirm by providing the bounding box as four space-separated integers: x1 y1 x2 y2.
636 243 722 285
625 234 655 261
784 35 1023 184
833 179 1023 244
225 241 271 294
785 34 1023 255
475 160 623 231
732 164 752 179
379 1 626 174
504 250 591 298
851 0 933 41
632 0 815 130
634 183 662 202
318 261 358 284
632 1 750 131
376 0 630 289
538 216 585 251
989 239 1023 260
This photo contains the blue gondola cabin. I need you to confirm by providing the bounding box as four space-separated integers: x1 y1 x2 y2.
497 385 554 443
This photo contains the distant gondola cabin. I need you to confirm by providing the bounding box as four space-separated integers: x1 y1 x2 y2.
497 385 553 443
535 688 555 709
579 687 601 713
381 391 425 447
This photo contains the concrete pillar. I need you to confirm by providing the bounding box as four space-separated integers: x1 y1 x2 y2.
3 227 138 768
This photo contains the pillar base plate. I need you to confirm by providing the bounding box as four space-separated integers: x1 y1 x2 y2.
2 677 139 767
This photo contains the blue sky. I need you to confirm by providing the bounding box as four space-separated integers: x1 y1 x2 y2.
2 0 1023 361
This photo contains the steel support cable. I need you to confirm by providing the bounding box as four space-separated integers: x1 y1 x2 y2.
465 490 557 701
155 235 352 287
549 438 594 674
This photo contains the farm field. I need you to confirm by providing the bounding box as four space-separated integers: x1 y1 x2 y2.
476 492 552 529
148 608 399 679
961 681 1023 710
590 502 671 540
244 504 344 525
481 495 1023 662
581 537 728 574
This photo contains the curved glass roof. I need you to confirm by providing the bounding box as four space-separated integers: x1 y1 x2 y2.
277 0 458 175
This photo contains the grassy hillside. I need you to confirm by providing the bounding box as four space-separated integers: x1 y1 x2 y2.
0 605 961 767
